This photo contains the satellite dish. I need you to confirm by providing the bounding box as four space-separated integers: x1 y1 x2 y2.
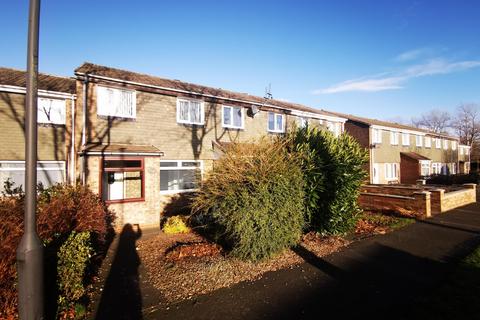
249 105 260 117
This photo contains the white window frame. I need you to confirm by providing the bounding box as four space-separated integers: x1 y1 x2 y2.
97 85 136 119
268 112 285 133
160 160 203 194
299 117 308 128
372 129 382 144
416 135 423 147
452 141 457 150
222 105 244 129
384 163 399 180
432 162 442 175
425 137 432 148
443 139 449 150
460 147 464 155
465 148 470 155
390 131 399 145
176 98 205 125
420 160 431 176
435 138 441 149
37 97 66 125
402 133 410 146
0 160 66 188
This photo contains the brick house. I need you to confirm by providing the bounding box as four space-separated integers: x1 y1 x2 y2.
0 67 76 189
324 112 461 184
71 63 347 226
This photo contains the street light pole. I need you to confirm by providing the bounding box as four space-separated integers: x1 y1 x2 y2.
16 0 43 319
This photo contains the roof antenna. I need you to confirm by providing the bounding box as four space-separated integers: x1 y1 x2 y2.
264 83 273 100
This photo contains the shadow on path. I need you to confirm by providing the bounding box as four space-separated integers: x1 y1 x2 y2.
96 224 143 320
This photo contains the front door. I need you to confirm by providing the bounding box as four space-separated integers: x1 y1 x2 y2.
372 163 380 184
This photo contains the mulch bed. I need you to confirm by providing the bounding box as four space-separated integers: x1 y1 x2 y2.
137 232 350 303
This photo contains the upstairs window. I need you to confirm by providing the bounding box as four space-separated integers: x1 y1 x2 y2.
177 98 204 125
425 137 432 148
443 139 449 150
452 141 457 150
416 135 423 147
327 122 342 137
299 117 308 128
222 105 244 129
268 112 284 133
97 86 136 119
402 133 410 146
38 98 66 125
460 147 464 155
372 129 382 144
465 148 470 155
435 138 441 149
390 132 399 145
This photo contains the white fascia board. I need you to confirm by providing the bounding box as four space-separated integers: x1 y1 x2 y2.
76 72 334 119
0 84 76 99
290 109 347 122
370 124 426 136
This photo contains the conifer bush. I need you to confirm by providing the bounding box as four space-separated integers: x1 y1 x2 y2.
192 139 305 262
288 126 369 235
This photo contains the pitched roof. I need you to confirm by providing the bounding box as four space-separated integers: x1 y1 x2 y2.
400 152 431 161
0 67 75 93
324 110 458 140
75 62 342 119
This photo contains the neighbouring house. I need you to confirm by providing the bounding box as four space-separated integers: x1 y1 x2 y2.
0 67 76 189
323 112 461 184
72 62 347 227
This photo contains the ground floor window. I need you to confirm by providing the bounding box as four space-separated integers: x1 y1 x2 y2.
420 161 431 176
101 158 144 202
384 163 399 180
0 161 65 190
432 162 442 175
160 160 202 193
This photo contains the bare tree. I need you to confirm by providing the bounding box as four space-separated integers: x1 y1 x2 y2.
451 103 480 146
411 109 451 133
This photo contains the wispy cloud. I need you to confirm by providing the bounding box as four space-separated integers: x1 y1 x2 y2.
395 48 430 62
314 58 480 94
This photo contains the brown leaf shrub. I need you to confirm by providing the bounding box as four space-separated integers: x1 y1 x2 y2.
0 184 114 319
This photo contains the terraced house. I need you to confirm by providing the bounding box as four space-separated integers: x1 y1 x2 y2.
72 63 347 226
0 67 76 189
328 113 465 184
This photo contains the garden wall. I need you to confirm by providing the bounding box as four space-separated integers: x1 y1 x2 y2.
359 183 477 217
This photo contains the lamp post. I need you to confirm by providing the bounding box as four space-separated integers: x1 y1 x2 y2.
16 0 44 319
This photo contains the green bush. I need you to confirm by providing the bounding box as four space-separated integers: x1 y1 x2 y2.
192 139 305 262
57 231 92 315
288 126 368 235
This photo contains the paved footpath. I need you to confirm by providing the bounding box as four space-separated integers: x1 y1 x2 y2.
93 203 480 320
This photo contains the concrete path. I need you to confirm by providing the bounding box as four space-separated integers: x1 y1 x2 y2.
93 203 480 320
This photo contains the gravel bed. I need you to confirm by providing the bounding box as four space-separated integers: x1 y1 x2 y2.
137 232 349 303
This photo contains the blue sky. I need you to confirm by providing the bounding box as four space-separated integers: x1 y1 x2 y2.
2 0 479 121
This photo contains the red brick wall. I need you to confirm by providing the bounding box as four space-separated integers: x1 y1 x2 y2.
400 154 420 184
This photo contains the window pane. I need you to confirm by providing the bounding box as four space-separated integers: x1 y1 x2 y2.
124 171 142 199
223 106 232 126
160 169 199 191
233 107 242 127
190 101 201 123
268 112 275 131
182 161 200 167
104 160 142 169
276 114 283 131
160 162 178 168
179 100 189 121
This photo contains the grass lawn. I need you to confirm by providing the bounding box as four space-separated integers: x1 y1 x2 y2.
402 244 480 318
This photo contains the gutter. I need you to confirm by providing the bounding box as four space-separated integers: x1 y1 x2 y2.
70 95 75 184
81 75 88 185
